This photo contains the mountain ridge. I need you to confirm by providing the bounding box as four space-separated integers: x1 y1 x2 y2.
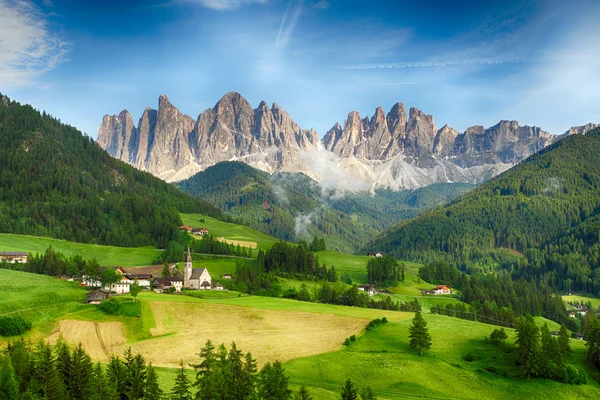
98 92 598 189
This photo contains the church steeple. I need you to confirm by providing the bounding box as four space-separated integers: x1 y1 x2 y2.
184 247 192 288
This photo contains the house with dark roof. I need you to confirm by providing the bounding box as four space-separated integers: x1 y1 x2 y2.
86 290 109 304
153 276 183 293
191 227 209 236
358 284 376 295
366 252 384 258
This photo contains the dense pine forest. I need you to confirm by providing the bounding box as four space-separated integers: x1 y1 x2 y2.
0 94 221 248
367 128 600 295
177 161 473 252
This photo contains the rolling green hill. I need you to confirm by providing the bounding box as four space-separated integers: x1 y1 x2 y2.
0 93 221 248
176 161 473 252
366 128 600 294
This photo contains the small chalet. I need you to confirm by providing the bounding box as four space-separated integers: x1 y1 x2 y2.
422 285 452 295
104 275 132 294
0 251 28 263
214 282 224 291
358 284 376 296
180 226 192 233
366 252 384 258
86 290 109 304
222 274 233 279
191 227 209 236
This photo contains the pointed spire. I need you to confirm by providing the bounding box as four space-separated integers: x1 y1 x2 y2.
186 247 192 263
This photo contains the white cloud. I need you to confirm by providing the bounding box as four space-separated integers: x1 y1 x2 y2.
189 0 267 11
313 0 329 10
275 0 303 49
42 0 54 6
0 0 70 88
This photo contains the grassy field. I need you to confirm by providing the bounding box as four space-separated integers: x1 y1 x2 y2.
0 233 161 266
192 258 239 278
181 213 280 251
563 295 600 310
284 313 600 400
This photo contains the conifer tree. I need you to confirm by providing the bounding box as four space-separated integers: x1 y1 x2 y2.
0 356 19 400
89 362 119 400
294 385 312 400
516 315 541 378
145 363 163 400
409 311 432 355
170 360 192 400
257 361 292 400
54 339 71 391
558 324 572 359
33 341 66 400
340 378 358 400
69 343 93 399
360 386 377 400
107 355 127 399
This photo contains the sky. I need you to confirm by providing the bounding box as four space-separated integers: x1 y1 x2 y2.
1 0 599 138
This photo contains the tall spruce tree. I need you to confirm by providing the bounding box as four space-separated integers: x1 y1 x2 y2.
170 360 192 400
0 356 19 400
516 315 541 378
107 355 127 399
409 311 432 355
558 324 572 359
145 364 163 400
257 361 292 400
340 378 358 400
294 385 312 400
89 362 119 400
69 343 93 399
33 341 66 400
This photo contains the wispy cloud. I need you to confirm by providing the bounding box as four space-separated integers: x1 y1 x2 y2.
0 0 70 88
275 0 303 49
313 0 329 10
42 0 54 7
188 0 267 11
344 59 527 70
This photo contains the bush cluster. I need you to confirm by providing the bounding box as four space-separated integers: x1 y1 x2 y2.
366 317 388 331
0 315 32 336
97 298 121 315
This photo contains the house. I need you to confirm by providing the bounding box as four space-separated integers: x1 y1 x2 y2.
358 284 375 296
153 276 183 293
366 252 384 258
183 247 212 290
222 274 233 279
0 252 28 263
191 227 209 236
422 285 452 295
86 290 109 304
104 275 132 294
569 311 577 318
125 273 152 288
214 282 224 291
550 331 560 337
180 226 192 233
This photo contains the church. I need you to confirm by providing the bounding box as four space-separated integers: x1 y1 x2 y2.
184 247 212 290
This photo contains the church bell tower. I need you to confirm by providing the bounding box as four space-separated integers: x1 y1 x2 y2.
184 247 192 288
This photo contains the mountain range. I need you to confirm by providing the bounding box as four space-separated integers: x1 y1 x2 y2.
98 92 598 190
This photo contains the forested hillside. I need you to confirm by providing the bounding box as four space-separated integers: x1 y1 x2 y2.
176 161 473 252
0 94 221 248
367 128 600 294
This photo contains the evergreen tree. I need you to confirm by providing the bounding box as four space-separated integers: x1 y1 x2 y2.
408 311 432 355
123 349 146 400
0 356 19 400
107 355 127 399
69 343 93 399
162 263 171 278
33 341 66 400
516 315 541 378
294 385 312 400
6 338 33 394
360 386 377 400
145 364 163 400
340 378 358 400
257 361 292 400
53 339 71 391
170 360 192 400
89 362 119 400
558 324 572 359
540 323 562 377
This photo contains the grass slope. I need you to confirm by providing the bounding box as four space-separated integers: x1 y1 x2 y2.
0 233 161 266
181 213 280 251
285 314 599 400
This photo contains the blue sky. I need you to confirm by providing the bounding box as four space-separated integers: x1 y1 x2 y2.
1 0 599 138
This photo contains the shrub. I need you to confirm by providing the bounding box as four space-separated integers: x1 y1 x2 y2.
381 317 388 323
97 298 121 315
464 354 475 362
0 315 32 336
489 328 508 345
485 366 496 373
343 338 351 346
350 335 356 342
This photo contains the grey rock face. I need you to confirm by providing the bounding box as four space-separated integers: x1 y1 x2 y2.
98 92 320 182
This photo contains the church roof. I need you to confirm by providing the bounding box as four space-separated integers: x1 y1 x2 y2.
190 268 207 280
186 247 192 263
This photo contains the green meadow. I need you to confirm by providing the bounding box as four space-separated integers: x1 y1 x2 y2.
0 233 161 266
563 295 600 309
180 213 280 251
